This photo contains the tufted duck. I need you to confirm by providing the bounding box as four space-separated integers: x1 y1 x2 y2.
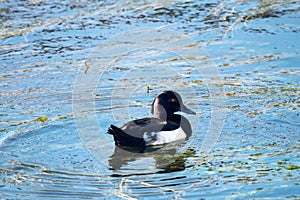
107 91 196 148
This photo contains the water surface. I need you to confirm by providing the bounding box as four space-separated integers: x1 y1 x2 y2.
1 0 299 199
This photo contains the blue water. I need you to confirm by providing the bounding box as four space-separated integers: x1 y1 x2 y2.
1 0 299 199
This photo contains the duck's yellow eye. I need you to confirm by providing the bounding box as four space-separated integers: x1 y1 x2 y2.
170 98 176 103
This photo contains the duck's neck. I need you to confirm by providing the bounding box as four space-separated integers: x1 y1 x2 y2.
163 113 180 122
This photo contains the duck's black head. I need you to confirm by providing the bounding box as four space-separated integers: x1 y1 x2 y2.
151 91 196 120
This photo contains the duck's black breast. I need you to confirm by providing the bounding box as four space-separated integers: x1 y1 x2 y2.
169 114 193 137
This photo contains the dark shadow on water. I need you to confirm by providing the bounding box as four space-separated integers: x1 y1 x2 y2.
109 143 196 174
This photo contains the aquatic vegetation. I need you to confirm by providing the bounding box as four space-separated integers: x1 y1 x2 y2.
35 116 48 123
286 165 300 170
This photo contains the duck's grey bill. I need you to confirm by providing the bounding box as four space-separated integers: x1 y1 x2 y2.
181 105 196 115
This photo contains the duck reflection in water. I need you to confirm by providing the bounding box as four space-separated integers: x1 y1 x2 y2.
109 144 196 173
107 91 196 172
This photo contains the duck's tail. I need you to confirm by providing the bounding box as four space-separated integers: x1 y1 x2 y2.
107 125 124 146
107 125 146 148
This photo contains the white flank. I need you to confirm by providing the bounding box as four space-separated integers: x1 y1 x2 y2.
143 127 186 146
